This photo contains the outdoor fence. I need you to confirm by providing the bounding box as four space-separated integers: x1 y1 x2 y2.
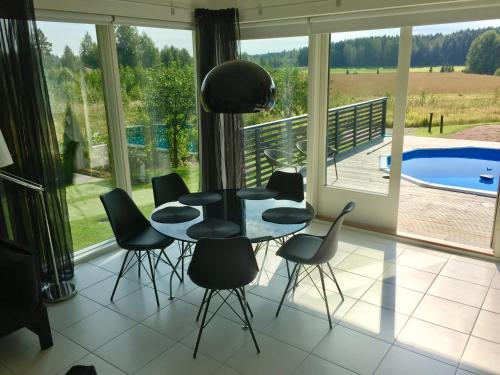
244 97 387 187
117 97 387 187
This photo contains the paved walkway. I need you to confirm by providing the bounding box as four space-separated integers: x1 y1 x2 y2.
398 136 498 250
327 135 499 250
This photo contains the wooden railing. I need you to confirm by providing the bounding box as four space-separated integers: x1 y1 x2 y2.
244 97 387 187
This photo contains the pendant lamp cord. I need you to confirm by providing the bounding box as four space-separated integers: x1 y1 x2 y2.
235 9 241 59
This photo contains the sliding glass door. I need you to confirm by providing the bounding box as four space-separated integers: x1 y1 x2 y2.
37 21 116 251
115 25 198 216
241 36 309 194
315 27 411 230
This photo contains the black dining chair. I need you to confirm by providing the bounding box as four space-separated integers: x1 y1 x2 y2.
296 140 338 180
100 188 182 305
295 139 307 164
263 149 299 173
151 172 192 278
266 170 304 202
187 237 260 359
275 201 355 328
151 172 190 207
263 170 307 278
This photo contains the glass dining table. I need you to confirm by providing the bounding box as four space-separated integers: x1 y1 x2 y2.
149 188 313 299
150 188 313 244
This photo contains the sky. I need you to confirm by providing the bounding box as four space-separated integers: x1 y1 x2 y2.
38 19 500 57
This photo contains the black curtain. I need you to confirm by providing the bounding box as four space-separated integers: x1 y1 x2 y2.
195 8 245 191
0 0 74 282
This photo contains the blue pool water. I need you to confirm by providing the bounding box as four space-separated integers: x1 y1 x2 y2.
388 147 500 196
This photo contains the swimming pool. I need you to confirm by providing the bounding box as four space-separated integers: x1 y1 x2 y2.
384 147 500 196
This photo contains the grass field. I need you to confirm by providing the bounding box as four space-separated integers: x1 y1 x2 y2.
408 123 495 137
329 66 466 74
329 71 500 128
68 165 199 250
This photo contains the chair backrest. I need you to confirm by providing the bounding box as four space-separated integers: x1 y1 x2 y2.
151 172 190 207
313 202 355 264
188 237 259 290
100 188 150 245
263 149 281 166
266 170 304 202
296 140 307 156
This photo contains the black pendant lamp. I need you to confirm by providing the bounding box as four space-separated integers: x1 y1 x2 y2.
200 60 276 113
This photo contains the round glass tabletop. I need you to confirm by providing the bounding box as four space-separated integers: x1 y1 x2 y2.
150 189 312 243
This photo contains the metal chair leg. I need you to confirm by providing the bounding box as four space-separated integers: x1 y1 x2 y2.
147 252 160 307
235 289 260 354
318 265 332 329
327 262 344 300
196 289 209 322
276 263 299 317
193 289 214 359
292 264 301 293
241 287 254 318
137 252 141 278
111 251 130 301
334 154 338 180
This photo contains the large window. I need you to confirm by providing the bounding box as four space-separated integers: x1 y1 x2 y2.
241 36 309 190
116 25 198 215
37 21 116 251
325 29 400 195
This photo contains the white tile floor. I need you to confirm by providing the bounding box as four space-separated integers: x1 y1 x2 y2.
1 227 500 375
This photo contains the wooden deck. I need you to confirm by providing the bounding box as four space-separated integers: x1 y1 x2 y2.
326 135 499 250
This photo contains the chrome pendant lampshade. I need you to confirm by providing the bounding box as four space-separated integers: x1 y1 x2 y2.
200 60 276 113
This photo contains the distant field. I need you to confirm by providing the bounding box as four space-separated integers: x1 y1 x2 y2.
328 71 500 128
329 66 466 74
330 71 500 95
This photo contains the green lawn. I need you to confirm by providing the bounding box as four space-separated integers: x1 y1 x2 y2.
67 165 199 251
408 122 499 137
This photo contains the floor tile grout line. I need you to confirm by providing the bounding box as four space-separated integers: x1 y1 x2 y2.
12 242 498 375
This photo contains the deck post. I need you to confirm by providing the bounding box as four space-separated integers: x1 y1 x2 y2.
381 99 387 137
334 110 340 151
369 103 373 140
353 107 358 148
255 127 262 186
286 119 293 164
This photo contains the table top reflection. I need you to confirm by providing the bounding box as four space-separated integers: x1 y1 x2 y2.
150 189 312 243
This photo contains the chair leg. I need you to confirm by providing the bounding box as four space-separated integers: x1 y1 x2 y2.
276 263 299 317
37 306 53 350
146 252 160 307
327 262 344 301
111 251 130 301
235 289 260 354
334 154 338 180
137 252 142 278
241 287 254 318
193 289 214 359
292 264 301 293
318 265 333 329
196 288 209 322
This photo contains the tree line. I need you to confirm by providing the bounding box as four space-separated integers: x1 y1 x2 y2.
247 27 500 71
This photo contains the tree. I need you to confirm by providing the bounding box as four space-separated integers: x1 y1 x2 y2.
466 30 500 75
60 46 79 71
267 65 307 119
80 32 99 68
138 33 160 68
160 46 193 67
145 62 195 168
116 25 141 67
36 28 52 56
